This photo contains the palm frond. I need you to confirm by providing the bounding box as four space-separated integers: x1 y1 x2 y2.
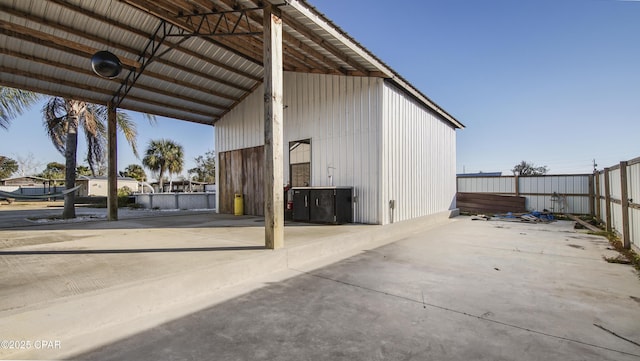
0 87 41 129
116 111 139 158
42 97 69 154
85 125 106 176
142 112 157 126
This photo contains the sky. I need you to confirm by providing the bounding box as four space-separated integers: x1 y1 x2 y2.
1 0 638 178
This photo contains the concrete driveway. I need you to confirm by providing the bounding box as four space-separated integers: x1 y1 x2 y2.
64 218 640 361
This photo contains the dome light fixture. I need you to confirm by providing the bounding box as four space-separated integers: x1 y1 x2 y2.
91 50 122 79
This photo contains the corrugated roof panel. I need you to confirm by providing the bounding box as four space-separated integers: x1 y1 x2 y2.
178 39 263 80
125 87 220 115
135 76 230 108
0 0 462 128
3 72 109 103
120 99 216 125
162 51 251 93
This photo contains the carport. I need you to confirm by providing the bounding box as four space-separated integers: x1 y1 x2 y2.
0 0 394 248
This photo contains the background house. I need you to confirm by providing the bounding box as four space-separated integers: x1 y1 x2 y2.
76 176 139 197
1 176 51 186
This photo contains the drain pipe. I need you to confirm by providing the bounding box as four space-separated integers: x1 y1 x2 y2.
389 199 395 224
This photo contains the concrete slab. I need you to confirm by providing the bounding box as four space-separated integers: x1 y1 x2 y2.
2 215 639 360
0 206 454 359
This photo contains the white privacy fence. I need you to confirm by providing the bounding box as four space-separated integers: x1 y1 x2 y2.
594 157 640 251
457 156 639 251
457 174 593 215
135 192 216 210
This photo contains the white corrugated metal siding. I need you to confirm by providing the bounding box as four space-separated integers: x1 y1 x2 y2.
519 175 591 214
380 81 457 225
608 168 623 235
628 162 640 249
457 177 515 194
215 72 383 224
598 172 607 220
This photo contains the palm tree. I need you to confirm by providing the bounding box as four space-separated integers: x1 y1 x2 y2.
42 97 141 218
2 87 154 218
120 164 147 182
0 87 41 129
142 139 184 192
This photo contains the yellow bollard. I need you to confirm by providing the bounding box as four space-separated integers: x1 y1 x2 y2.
234 193 243 216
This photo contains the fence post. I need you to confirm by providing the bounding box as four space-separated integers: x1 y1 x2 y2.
620 161 630 249
588 174 595 216
514 175 520 196
604 168 612 233
594 172 601 221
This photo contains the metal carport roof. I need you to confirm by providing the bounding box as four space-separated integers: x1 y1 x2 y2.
0 0 463 129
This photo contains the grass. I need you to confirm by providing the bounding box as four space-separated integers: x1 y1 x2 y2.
588 228 640 274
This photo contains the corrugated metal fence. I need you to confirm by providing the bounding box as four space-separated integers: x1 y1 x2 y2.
457 155 639 251
593 157 640 251
457 174 593 214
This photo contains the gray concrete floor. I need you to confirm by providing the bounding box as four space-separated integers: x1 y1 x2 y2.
1 208 639 360
78 219 640 361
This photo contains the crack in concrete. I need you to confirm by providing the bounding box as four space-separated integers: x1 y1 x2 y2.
292 268 640 359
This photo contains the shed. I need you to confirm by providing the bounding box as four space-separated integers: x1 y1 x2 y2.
76 176 139 197
1 176 51 186
216 73 462 224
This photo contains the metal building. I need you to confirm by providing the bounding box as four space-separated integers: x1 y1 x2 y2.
216 71 462 225
0 0 464 247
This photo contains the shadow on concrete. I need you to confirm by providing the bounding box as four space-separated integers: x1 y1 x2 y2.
0 209 345 231
72 234 640 361
0 245 266 256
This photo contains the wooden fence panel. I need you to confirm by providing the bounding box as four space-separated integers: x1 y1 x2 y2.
457 174 591 214
457 192 526 214
219 146 265 216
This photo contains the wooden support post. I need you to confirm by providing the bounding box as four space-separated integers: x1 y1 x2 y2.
620 161 630 249
604 168 611 233
588 174 595 216
263 5 284 249
594 171 601 221
107 103 118 221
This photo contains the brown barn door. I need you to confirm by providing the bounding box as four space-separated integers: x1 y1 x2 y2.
218 146 265 215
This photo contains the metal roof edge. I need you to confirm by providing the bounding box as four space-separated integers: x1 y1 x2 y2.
386 78 465 129
284 0 394 77
286 0 465 130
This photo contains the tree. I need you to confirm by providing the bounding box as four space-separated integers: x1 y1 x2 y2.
42 98 143 218
2 86 155 218
0 155 19 179
120 164 147 182
14 152 42 177
0 87 41 129
38 162 66 181
142 139 184 192
189 150 216 183
76 165 92 177
512 161 549 176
